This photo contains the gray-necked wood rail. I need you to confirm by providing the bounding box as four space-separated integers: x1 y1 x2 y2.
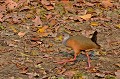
58 31 100 69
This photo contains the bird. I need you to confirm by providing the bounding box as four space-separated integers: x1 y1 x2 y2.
58 31 100 69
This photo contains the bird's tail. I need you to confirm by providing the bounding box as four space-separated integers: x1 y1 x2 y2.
91 31 98 43
91 31 100 49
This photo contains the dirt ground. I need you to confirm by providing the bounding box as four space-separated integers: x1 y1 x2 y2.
0 0 120 79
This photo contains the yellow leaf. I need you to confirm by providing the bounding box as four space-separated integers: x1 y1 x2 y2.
10 26 18 33
55 35 63 41
58 35 63 41
91 22 99 26
80 14 92 20
20 52 30 57
116 24 120 28
37 28 45 33
37 25 48 33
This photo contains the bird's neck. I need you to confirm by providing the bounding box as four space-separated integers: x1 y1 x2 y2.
62 34 70 46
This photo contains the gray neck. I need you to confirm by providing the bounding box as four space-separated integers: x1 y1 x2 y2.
62 34 70 46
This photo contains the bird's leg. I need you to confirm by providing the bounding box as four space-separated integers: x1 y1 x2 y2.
57 53 77 64
85 52 91 69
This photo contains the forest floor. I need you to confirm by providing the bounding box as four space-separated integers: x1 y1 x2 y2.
0 0 120 79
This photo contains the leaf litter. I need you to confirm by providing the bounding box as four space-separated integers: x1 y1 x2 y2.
0 0 120 79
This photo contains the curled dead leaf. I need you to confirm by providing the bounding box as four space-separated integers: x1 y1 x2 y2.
80 14 92 20
32 16 42 26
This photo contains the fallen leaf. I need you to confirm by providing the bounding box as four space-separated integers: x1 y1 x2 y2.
49 19 57 26
37 25 48 33
85 2 94 6
9 76 15 79
115 70 120 79
44 5 54 10
19 6 30 11
62 1 74 13
115 63 120 68
116 24 120 28
31 37 39 42
105 75 116 79
0 13 3 22
41 0 50 5
0 25 4 30
20 52 30 57
5 0 17 10
80 14 92 20
0 5 6 12
46 14 52 20
55 35 63 41
17 0 29 7
95 73 105 78
73 72 88 79
31 50 39 56
35 63 42 69
18 32 26 37
101 0 113 8
26 72 39 79
10 26 18 33
91 22 99 26
37 25 49 37
32 16 42 26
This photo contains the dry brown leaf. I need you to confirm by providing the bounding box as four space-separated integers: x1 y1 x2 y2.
80 14 92 20
0 5 6 12
41 0 50 5
44 5 54 10
17 0 29 7
19 6 30 11
49 19 57 26
5 0 17 10
101 0 113 8
32 16 42 26
0 13 3 22
115 70 120 79
18 32 26 37
46 14 52 20
62 1 74 12
85 2 94 6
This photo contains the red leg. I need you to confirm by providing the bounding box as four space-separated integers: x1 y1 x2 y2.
85 52 91 69
57 53 77 64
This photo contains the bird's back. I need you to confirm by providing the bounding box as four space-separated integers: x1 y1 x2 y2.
66 35 100 50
